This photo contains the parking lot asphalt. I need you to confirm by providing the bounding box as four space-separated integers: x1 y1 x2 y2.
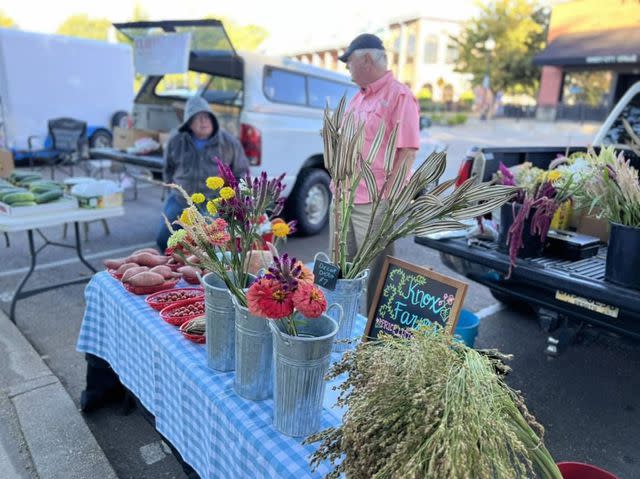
2 118 635 479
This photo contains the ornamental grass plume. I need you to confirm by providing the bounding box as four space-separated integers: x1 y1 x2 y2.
575 144 640 228
305 328 562 479
323 96 517 279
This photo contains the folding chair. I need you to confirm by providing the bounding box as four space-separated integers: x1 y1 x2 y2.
28 117 87 180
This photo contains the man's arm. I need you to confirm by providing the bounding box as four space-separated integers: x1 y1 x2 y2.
390 147 417 186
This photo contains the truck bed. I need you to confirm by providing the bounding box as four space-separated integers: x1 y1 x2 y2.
415 235 640 339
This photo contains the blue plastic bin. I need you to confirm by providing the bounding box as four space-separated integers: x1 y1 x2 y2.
454 310 480 348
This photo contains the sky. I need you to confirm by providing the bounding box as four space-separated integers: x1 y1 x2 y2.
2 0 480 53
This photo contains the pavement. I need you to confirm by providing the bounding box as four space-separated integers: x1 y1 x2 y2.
0 308 117 479
0 117 631 478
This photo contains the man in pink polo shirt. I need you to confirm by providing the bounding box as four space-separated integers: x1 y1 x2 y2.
332 33 420 310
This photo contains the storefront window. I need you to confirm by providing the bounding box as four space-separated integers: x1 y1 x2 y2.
423 34 439 64
562 71 613 107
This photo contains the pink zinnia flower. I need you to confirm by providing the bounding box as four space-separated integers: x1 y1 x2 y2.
209 230 231 247
213 218 228 230
247 277 294 319
292 282 327 318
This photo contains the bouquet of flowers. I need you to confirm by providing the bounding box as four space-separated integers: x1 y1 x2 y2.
574 146 640 228
165 159 295 305
246 253 326 336
323 97 517 279
496 162 575 274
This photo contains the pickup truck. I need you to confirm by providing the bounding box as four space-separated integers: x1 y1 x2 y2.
415 82 640 351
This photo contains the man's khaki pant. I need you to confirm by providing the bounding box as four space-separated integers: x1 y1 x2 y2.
328 201 394 313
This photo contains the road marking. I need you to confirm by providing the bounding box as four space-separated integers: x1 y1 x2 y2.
139 441 168 465
475 302 506 320
0 241 156 278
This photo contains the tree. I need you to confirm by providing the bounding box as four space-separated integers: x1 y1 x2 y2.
452 0 549 96
0 9 17 28
206 16 268 52
116 2 149 45
56 14 111 41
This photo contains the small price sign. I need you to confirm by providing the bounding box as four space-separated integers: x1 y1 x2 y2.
313 260 341 291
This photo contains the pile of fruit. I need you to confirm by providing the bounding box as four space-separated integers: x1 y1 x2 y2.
0 172 65 206
145 287 204 311
160 298 206 326
163 300 205 319
151 289 202 304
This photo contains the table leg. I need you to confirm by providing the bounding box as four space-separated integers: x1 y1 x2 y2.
74 222 97 273
9 230 37 324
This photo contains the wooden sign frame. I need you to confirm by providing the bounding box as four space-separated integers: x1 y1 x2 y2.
364 256 468 340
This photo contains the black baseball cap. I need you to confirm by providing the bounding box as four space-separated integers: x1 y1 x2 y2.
338 33 385 63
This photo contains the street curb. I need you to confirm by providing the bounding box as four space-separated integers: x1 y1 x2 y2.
0 310 117 479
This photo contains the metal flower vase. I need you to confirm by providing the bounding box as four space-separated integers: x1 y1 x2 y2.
314 252 369 352
201 272 254 372
269 304 343 437
232 298 273 400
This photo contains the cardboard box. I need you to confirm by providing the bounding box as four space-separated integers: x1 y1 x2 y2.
113 127 159 150
576 209 610 243
76 191 123 209
158 131 172 150
0 149 15 178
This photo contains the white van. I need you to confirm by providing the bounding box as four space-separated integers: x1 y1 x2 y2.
115 19 358 235
0 28 133 161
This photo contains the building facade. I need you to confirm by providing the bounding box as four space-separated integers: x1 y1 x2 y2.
290 16 472 104
535 0 640 121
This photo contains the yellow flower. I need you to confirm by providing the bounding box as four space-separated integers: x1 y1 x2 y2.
206 176 224 190
272 222 290 238
219 187 235 200
547 170 562 182
179 208 195 226
206 200 217 215
191 192 205 204
167 229 187 248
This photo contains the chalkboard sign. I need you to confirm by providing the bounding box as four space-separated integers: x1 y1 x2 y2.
364 257 468 340
313 259 340 291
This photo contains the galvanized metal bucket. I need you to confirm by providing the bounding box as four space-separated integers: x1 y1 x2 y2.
269 304 343 437
201 272 254 372
314 252 369 352
232 298 273 400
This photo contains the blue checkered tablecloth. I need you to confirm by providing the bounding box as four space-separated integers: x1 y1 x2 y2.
77 271 365 479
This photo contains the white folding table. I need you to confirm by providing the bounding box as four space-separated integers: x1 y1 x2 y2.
0 207 125 323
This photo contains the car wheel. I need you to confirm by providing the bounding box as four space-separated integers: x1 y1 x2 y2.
89 129 113 148
285 168 331 236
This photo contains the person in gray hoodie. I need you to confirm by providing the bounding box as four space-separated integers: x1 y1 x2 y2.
156 95 249 251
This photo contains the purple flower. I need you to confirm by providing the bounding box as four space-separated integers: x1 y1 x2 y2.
215 158 238 188
498 162 516 186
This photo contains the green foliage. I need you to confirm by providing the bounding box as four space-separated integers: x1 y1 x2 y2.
460 90 475 102
417 86 432 100
56 14 111 41
116 2 149 46
428 112 468 126
562 71 611 107
0 9 16 28
205 15 268 52
452 0 549 95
